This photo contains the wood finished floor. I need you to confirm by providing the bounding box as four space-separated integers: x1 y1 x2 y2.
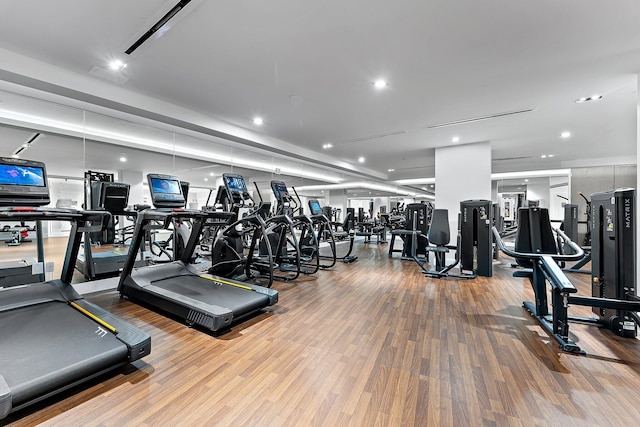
4 239 640 426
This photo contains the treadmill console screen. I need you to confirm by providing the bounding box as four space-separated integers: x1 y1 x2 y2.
94 182 130 214
147 174 185 208
308 199 322 215
270 180 289 200
0 158 50 206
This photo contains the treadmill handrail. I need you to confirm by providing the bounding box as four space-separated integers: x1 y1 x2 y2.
0 207 109 226
492 226 584 262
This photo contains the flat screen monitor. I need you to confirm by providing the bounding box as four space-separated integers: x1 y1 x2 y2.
0 158 50 206
308 199 322 215
270 180 289 201
98 182 130 214
147 173 185 208
223 173 248 194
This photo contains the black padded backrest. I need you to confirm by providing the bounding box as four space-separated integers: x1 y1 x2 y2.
427 209 450 246
514 207 558 268
342 212 353 230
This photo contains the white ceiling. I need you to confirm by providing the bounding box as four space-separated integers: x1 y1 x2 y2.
0 0 638 184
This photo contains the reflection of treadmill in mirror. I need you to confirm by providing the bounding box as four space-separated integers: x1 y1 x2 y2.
75 171 146 280
118 173 278 334
0 158 151 421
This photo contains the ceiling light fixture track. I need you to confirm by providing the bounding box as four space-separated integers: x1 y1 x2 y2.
125 0 193 55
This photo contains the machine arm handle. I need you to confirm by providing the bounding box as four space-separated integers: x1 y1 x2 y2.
492 226 584 262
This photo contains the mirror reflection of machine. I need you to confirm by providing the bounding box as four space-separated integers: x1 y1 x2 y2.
75 170 146 280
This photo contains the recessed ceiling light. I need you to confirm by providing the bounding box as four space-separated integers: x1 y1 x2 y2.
561 131 571 138
119 156 127 162
429 184 434 188
576 94 603 103
204 178 209 182
524 179 529 182
253 117 264 125
373 79 388 89
322 143 333 149
358 156 365 163
209 172 214 176
452 136 460 143
548 154 555 158
388 168 395 172
109 60 127 71
541 155 547 158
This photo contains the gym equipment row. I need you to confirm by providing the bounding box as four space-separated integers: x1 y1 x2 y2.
389 200 494 279
493 188 640 354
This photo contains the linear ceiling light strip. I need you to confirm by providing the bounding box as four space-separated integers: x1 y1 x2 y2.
424 108 534 129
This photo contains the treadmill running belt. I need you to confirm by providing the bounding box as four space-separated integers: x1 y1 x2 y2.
0 302 128 407
151 277 270 316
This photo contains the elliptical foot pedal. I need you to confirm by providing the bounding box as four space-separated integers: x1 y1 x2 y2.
343 256 358 263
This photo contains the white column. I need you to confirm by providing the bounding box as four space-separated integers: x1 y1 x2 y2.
435 141 492 232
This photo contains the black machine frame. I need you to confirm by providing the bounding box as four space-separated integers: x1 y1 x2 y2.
494 204 640 354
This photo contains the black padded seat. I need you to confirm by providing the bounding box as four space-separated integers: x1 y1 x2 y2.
332 213 353 239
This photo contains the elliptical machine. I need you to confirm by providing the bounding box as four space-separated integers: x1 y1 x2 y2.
269 180 320 275
208 173 275 287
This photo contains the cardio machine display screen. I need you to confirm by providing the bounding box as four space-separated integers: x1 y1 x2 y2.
0 164 46 187
309 200 322 215
225 175 247 193
150 177 181 194
271 182 288 199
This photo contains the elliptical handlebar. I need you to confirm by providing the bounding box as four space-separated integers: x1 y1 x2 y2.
491 226 584 262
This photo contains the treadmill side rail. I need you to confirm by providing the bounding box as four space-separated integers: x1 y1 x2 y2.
72 299 151 361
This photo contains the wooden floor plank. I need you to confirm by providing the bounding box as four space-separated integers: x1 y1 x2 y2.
4 241 640 426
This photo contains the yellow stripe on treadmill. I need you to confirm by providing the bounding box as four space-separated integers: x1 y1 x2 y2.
70 302 117 333
199 275 253 290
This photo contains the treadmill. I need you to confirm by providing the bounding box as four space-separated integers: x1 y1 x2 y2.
0 158 151 420
75 172 145 280
118 173 278 333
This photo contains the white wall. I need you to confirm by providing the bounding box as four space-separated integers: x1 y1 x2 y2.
435 141 492 230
